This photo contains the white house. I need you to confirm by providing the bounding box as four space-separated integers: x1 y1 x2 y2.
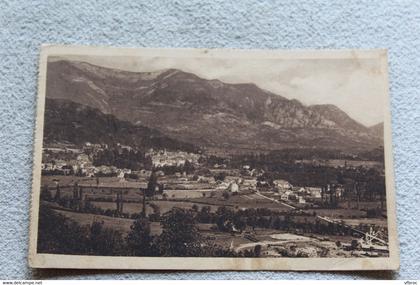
216 181 230 191
77 153 90 163
298 187 306 193
307 187 322 198
229 182 240 193
117 171 125 180
273 179 292 191
280 190 293 201
280 193 289 201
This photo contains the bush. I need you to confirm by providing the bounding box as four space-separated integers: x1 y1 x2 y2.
214 172 226 182
319 248 330 257
125 173 139 179
351 239 360 250
254 245 262 257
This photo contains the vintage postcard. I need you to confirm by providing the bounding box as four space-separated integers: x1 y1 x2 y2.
29 46 399 270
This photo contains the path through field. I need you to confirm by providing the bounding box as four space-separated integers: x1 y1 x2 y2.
255 191 295 209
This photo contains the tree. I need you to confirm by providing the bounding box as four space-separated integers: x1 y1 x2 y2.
197 206 212 223
126 218 156 256
54 183 61 201
222 191 230 200
214 172 226 182
233 214 246 233
142 170 158 217
158 208 201 256
336 171 345 185
254 244 262 257
183 160 194 174
258 172 275 187
146 171 157 197
89 221 103 252
37 205 89 254
40 185 52 201
215 206 234 232
351 239 360 250
87 221 124 255
37 205 124 256
149 203 161 222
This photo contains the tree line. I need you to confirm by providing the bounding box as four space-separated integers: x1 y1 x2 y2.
37 205 244 257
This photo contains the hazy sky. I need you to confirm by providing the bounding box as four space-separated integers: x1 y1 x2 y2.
51 53 387 126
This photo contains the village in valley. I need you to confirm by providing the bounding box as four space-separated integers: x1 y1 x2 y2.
39 139 389 258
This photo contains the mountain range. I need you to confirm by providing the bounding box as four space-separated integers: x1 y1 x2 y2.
45 60 383 154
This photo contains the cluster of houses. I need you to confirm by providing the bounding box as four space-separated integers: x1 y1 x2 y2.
272 179 345 205
153 171 343 206
273 179 320 204
42 142 347 208
42 144 202 181
42 142 132 178
41 158 133 179
148 149 200 167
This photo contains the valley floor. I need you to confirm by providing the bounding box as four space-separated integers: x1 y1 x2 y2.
38 174 389 258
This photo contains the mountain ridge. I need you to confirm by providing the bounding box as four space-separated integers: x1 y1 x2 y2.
45 60 383 153
43 98 197 152
368 122 384 138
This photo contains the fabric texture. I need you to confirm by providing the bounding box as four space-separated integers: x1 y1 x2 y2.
0 0 419 279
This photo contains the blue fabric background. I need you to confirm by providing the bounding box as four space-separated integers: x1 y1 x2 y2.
0 0 419 280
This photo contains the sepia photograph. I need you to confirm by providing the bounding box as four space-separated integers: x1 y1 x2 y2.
28 46 399 270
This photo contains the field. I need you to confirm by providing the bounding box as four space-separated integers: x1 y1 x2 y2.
91 200 221 215
39 171 389 258
185 193 293 212
300 159 384 169
337 218 388 228
338 201 386 211
54 208 217 237
42 175 143 188
42 175 97 187
202 228 357 257
53 209 139 235
302 208 367 219
90 195 292 216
